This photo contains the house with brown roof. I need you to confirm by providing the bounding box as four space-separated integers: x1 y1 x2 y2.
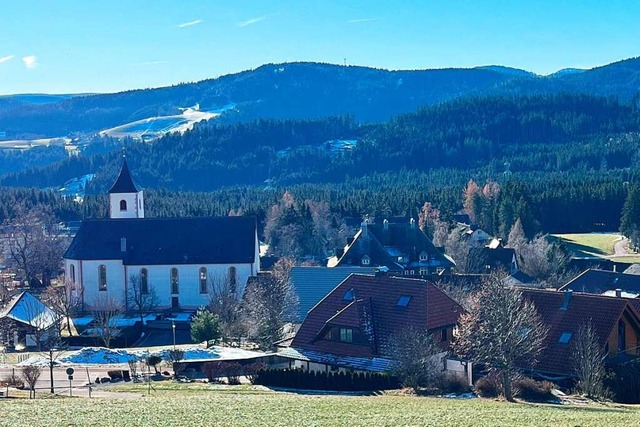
521 288 640 379
279 274 463 373
327 219 455 276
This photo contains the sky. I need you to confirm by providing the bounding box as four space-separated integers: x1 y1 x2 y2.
0 0 638 95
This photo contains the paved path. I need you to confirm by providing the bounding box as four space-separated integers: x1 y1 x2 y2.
613 235 629 256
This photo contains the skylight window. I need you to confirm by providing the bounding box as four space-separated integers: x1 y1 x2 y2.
397 295 411 307
343 289 355 301
559 332 573 344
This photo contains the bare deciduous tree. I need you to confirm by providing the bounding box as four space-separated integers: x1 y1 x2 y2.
208 273 243 344
572 322 608 399
445 228 469 273
243 258 298 350
388 326 443 393
453 270 548 402
42 279 83 337
92 295 124 348
127 274 159 325
21 365 42 399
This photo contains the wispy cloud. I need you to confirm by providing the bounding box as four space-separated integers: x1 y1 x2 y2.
237 16 266 27
133 60 168 66
178 19 202 28
22 55 37 69
347 18 378 24
0 55 15 64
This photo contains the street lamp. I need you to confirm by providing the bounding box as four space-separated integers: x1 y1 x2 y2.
172 321 176 351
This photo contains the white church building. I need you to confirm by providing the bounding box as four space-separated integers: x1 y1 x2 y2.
63 159 260 311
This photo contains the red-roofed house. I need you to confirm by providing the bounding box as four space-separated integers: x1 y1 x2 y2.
521 289 640 379
280 274 464 373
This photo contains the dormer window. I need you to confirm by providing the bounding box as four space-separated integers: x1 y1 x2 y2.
419 251 428 261
361 255 370 266
339 327 353 343
559 332 573 344
397 295 411 307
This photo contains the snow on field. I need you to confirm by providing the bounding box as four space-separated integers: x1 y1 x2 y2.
0 137 71 150
99 104 233 141
42 345 268 366
17 356 63 367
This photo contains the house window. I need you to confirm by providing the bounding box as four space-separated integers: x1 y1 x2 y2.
618 320 626 353
441 329 448 342
98 265 107 291
409 270 415 275
199 267 208 294
70 264 75 283
419 251 428 261
397 295 411 307
361 255 370 266
558 332 573 344
170 268 179 294
403 270 410 276
343 289 355 301
228 266 237 293
140 268 148 294
339 328 353 343
419 268 428 276
120 199 127 211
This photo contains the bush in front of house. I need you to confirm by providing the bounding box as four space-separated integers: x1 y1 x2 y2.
253 368 399 391
513 377 555 401
436 372 471 394
605 360 640 403
474 371 502 398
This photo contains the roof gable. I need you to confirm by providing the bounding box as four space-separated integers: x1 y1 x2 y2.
560 269 640 297
292 274 463 358
0 292 58 330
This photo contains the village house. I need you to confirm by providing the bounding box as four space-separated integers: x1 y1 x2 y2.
279 274 464 374
63 159 260 311
327 218 455 275
521 288 640 380
559 268 640 298
0 291 58 350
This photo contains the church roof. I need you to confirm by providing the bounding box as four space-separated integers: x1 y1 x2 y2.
108 159 139 194
64 216 257 265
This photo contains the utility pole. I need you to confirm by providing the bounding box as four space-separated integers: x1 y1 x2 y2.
49 348 55 394
172 320 176 351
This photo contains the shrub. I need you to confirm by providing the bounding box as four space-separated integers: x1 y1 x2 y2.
1 371 25 389
513 377 555 401
474 371 502 398
244 362 266 385
107 370 123 381
605 360 640 403
202 362 224 382
437 372 471 394
222 362 243 385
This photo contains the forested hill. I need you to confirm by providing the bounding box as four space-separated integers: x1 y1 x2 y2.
3 93 639 192
2 57 640 138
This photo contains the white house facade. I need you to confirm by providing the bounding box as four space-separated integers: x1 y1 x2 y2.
63 160 260 311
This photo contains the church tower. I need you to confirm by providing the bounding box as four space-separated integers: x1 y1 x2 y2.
108 159 144 219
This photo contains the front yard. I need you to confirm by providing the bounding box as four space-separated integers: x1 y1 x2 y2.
0 382 637 427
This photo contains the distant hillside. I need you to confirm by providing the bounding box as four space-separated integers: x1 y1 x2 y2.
2 58 640 139
0 93 87 113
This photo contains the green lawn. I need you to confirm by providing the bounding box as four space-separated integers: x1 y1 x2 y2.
551 233 621 257
1 383 638 427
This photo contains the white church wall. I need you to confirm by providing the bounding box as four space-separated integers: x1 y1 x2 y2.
80 259 126 309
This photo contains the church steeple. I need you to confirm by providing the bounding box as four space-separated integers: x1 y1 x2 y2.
108 158 145 219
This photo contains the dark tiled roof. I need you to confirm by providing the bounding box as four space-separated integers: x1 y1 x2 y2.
108 160 139 193
292 274 463 359
64 216 257 265
521 288 640 376
333 222 454 270
560 269 640 297
290 266 376 321
467 247 516 273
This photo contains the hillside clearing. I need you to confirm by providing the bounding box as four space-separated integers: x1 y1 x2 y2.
0 384 637 427
551 233 621 257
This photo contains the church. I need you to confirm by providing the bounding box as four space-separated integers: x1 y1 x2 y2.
63 159 260 311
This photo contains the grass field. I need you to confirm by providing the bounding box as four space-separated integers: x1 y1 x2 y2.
551 232 620 257
1 383 638 427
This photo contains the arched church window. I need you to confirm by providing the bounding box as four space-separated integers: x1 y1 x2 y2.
170 268 179 294
70 264 75 283
199 267 208 294
98 265 107 291
140 268 148 294
120 200 127 211
228 266 237 293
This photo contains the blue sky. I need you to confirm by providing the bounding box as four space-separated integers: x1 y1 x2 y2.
0 0 638 95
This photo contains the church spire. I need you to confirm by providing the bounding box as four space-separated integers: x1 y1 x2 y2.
108 158 145 219
109 159 139 194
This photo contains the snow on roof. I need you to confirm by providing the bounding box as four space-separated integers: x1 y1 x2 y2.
2 292 58 330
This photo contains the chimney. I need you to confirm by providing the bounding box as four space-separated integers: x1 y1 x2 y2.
120 237 127 253
613 265 617 273
560 290 573 310
615 288 622 298
383 219 389 231
361 220 368 238
410 218 416 229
